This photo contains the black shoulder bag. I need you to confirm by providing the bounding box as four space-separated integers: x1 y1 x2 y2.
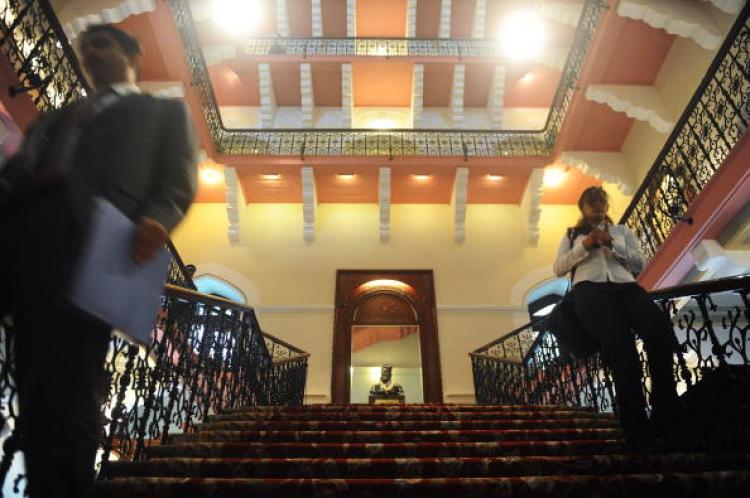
547 228 599 358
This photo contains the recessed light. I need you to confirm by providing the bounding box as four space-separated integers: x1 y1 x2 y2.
337 173 355 179
543 167 567 188
200 167 224 185
261 173 281 180
487 174 505 181
413 174 432 181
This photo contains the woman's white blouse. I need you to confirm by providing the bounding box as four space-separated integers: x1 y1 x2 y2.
553 223 646 285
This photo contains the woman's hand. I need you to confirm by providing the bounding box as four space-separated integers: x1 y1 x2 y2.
583 228 613 250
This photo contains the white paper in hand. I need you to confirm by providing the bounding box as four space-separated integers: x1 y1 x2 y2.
68 198 170 345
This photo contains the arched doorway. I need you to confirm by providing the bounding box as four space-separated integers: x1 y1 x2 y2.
332 270 442 403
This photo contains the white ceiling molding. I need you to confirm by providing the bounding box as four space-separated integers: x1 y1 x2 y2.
347 0 356 37
487 65 506 129
534 1 584 27
301 166 316 242
300 63 314 128
379 167 391 243
617 0 723 50
471 0 487 38
439 0 452 38
585 84 675 134
411 64 424 128
138 81 185 99
225 167 240 245
202 44 237 66
692 239 750 279
311 0 323 37
258 63 276 128
59 0 156 40
341 63 353 128
275 0 290 37
521 168 545 247
407 0 417 38
700 0 745 14
560 151 638 196
450 64 466 128
452 168 469 244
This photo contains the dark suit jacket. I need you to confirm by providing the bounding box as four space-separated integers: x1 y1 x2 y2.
1 93 197 232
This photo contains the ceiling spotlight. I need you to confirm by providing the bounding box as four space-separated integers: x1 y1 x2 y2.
413 174 432 181
337 173 355 179
543 167 567 188
214 0 260 35
486 174 505 181
262 173 281 180
500 10 545 61
200 167 224 185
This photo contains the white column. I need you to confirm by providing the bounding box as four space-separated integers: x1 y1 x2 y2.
411 64 424 128
450 64 465 128
258 63 276 128
487 65 505 129
438 0 452 38
341 63 353 128
471 0 487 38
379 167 391 242
311 0 323 37
347 0 356 37
406 0 417 38
520 169 545 247
452 168 469 244
225 167 240 245
301 166 316 242
275 0 290 37
300 63 314 128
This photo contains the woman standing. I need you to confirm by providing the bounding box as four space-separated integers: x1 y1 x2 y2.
553 186 680 447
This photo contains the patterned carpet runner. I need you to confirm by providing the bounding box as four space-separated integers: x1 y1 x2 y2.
98 404 750 497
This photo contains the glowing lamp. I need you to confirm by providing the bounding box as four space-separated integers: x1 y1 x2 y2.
500 11 545 61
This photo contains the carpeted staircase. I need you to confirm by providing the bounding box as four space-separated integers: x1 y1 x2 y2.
98 404 750 497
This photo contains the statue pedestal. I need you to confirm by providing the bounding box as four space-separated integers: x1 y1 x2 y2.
369 394 405 405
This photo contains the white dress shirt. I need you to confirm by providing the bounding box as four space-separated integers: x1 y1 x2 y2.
553 222 645 285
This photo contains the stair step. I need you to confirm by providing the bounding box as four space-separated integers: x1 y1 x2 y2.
148 439 627 458
102 453 750 479
208 410 616 422
97 471 750 498
181 428 620 443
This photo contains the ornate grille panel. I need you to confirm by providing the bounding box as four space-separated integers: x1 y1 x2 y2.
619 9 750 258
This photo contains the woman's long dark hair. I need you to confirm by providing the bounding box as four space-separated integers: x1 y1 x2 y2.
575 186 613 228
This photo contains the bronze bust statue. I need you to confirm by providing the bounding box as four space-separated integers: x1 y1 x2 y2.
369 364 404 396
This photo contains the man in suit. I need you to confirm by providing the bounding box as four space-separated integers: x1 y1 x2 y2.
0 24 197 498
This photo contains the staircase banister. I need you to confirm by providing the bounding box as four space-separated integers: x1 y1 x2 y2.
470 317 545 355
647 274 750 301
261 329 309 356
272 353 311 366
163 283 256 313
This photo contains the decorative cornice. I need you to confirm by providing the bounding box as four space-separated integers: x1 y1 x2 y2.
61 0 156 40
407 0 417 38
300 63 314 128
471 0 487 38
258 62 276 128
346 0 356 37
585 84 675 134
224 166 240 245
521 169 545 246
560 151 637 195
341 63 353 128
702 0 745 14
451 64 466 127
452 168 469 244
379 167 391 243
535 1 584 27
275 0 290 37
311 0 323 37
411 64 424 127
617 0 723 50
301 166 316 242
439 0 452 38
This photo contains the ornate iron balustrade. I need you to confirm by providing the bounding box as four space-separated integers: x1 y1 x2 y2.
471 276 750 417
620 6 750 258
165 239 196 290
0 262 308 495
242 37 513 59
169 0 605 157
0 0 88 113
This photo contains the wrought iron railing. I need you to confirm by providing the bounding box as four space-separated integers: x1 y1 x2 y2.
0 254 308 494
471 275 750 417
168 0 605 157
620 6 750 258
165 239 196 290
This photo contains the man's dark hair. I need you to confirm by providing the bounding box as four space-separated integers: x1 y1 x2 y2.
80 24 142 56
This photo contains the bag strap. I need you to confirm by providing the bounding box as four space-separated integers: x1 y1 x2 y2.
567 227 577 291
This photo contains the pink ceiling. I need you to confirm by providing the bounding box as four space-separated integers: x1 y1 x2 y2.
315 165 379 203
322 0 348 36
467 166 530 204
117 14 170 80
423 63 453 107
415 0 441 38
464 63 494 107
602 19 674 84
391 164 457 203
209 63 259 106
504 65 560 108
573 102 634 150
289 0 313 37
312 63 343 106
451 0 477 38
238 165 303 203
353 62 413 106
271 62 302 106
357 0 407 37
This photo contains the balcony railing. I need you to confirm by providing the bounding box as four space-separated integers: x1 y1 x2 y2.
471 276 750 422
619 6 750 258
0 245 309 494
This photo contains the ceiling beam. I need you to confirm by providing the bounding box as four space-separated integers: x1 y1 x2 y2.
560 151 637 195
617 0 723 50
258 63 276 128
301 166 316 242
487 65 505 129
451 64 466 128
521 168 545 247
347 0 356 37
275 0 290 37
412 64 424 128
439 0 452 38
471 0 487 38
452 167 469 244
300 63 314 128
57 0 156 39
341 63 353 128
585 84 675 134
407 0 417 38
225 166 240 245
311 0 323 37
379 167 391 243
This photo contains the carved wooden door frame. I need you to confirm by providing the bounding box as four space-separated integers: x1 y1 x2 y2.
332 270 443 403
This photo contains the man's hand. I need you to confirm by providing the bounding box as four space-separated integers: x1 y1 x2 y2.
132 216 168 265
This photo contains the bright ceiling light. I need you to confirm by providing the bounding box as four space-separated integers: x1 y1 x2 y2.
500 10 545 61
214 0 260 35
413 174 432 181
200 167 224 185
262 173 281 180
543 167 567 188
486 174 505 181
337 173 355 180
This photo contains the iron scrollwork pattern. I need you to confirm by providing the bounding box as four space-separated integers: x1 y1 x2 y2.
0 0 88 112
471 276 750 417
620 8 750 258
168 0 606 158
